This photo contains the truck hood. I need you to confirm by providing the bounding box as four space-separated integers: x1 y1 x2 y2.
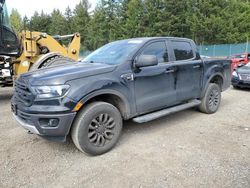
20 62 117 86
237 65 250 74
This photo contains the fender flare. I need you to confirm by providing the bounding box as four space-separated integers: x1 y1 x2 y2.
201 72 224 98
79 89 132 119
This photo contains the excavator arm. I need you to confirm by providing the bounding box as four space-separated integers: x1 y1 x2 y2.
0 0 81 87
15 31 81 75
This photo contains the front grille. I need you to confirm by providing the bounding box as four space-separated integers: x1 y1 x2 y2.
14 78 34 106
240 74 250 81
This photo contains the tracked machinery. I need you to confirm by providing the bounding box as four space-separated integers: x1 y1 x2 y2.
0 0 81 87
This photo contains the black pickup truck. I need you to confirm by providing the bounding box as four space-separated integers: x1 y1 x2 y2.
11 37 231 155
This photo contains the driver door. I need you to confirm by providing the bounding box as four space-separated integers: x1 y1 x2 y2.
133 40 177 115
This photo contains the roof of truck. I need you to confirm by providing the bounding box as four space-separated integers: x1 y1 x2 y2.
126 37 193 41
109 37 194 46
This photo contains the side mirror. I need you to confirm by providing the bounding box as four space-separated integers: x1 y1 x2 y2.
237 63 245 68
135 55 158 68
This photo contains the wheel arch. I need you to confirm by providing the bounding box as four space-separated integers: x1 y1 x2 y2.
209 74 224 90
201 73 224 98
78 89 131 120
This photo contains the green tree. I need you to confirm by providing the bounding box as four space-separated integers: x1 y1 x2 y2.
22 16 29 30
64 6 74 34
30 11 51 33
9 9 23 32
85 8 108 50
187 0 249 44
124 0 146 38
85 0 124 50
49 9 67 35
73 0 90 46
22 0 250 50
124 0 190 38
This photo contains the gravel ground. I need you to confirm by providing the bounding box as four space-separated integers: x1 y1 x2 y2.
0 87 249 188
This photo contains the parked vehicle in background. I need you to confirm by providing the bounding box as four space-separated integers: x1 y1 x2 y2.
200 55 211 59
0 0 80 87
232 62 250 88
230 53 250 71
11 37 232 155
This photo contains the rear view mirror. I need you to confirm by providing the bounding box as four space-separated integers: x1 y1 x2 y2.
135 55 158 68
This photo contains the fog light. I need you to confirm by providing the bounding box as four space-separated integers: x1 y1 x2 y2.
39 118 59 127
49 119 59 127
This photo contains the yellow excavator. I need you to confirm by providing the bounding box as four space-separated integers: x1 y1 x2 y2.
0 0 80 86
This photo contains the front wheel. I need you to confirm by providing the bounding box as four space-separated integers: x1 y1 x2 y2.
71 102 123 155
199 83 221 114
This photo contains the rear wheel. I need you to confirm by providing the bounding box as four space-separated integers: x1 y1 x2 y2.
71 102 123 155
199 83 221 114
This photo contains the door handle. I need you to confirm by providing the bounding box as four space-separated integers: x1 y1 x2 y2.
165 68 175 74
193 65 201 69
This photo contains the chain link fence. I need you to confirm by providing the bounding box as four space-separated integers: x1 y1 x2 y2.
198 43 249 57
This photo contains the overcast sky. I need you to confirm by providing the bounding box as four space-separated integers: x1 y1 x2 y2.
7 0 98 18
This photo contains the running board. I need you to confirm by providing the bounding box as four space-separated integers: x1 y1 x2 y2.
133 99 201 123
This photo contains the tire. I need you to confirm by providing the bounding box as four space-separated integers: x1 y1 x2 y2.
199 83 221 114
71 102 123 155
233 85 240 89
31 56 75 70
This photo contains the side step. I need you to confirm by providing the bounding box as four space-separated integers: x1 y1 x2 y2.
133 99 201 123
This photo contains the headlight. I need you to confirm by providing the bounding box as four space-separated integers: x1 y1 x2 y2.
32 85 70 99
232 71 238 77
232 71 242 80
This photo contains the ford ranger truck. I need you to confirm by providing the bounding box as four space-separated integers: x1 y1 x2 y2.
11 37 231 155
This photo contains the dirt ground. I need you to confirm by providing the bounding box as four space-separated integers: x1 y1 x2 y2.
0 87 249 188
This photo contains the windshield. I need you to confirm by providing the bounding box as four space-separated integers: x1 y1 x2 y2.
83 39 143 65
1 3 11 29
0 2 20 56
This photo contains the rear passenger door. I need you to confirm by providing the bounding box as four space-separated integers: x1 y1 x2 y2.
169 40 203 103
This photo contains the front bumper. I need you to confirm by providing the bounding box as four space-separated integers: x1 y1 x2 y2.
12 109 76 142
232 77 250 88
13 113 40 134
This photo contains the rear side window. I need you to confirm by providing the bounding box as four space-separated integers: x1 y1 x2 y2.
172 41 194 61
141 41 169 63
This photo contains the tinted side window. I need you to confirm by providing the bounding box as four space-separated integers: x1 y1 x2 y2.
172 41 194 61
141 41 169 63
